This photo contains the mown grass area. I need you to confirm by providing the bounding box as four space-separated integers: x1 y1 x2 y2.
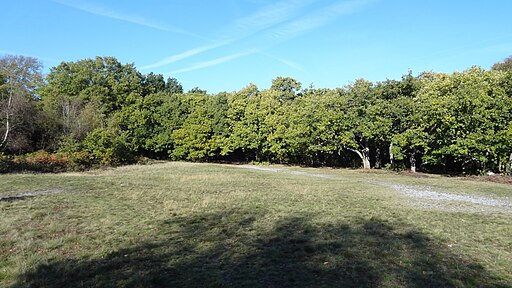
1 162 511 287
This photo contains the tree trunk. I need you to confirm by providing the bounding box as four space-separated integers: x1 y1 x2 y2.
0 92 12 149
508 153 512 176
389 143 394 166
410 152 417 173
347 147 371 169
375 147 381 169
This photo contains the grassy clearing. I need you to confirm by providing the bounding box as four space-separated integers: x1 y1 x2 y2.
1 162 511 287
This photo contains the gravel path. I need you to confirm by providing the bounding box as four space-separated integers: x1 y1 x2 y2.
389 184 511 208
376 182 512 213
0 189 67 202
236 165 511 213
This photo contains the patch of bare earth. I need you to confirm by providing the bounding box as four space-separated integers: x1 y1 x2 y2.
0 189 67 202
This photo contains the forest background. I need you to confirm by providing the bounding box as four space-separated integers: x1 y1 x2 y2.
1 54 512 175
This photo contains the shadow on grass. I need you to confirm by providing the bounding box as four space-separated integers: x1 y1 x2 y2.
12 211 509 288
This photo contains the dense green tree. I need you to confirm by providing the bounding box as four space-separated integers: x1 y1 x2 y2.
497 122 512 174
142 73 183 96
207 93 230 152
3 53 512 175
39 56 144 142
225 84 263 161
112 89 192 159
188 87 207 94
270 76 302 102
337 79 384 169
142 72 166 95
410 68 512 173
148 92 188 156
284 88 345 165
170 92 230 161
374 72 422 171
166 77 183 94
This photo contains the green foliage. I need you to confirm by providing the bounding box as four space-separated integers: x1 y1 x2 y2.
81 128 134 166
170 93 230 161
3 54 512 175
188 87 207 94
411 68 512 173
142 73 183 96
0 152 11 172
38 56 144 142
165 77 184 95
225 84 263 160
270 76 302 102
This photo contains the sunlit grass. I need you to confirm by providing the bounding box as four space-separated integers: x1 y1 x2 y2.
1 162 510 287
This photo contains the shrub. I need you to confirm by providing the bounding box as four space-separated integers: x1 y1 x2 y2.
67 150 94 170
14 151 70 172
0 152 13 173
81 128 135 166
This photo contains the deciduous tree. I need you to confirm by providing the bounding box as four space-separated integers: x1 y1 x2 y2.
0 55 44 153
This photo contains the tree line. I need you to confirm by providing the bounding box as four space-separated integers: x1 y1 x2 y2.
1 55 512 174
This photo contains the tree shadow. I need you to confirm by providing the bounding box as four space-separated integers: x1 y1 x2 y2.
12 211 509 287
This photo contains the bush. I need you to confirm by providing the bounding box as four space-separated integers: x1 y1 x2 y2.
0 153 13 173
0 151 72 173
14 151 70 172
81 128 135 166
67 150 94 170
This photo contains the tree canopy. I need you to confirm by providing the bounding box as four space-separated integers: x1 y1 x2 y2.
2 54 512 175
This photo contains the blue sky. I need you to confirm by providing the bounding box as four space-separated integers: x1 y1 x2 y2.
2 0 512 93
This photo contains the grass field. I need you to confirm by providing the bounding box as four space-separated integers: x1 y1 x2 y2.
1 162 511 287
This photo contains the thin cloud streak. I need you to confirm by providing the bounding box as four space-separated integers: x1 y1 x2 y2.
145 0 376 74
169 51 255 74
52 0 197 37
231 0 317 36
259 51 306 71
140 41 233 70
269 0 375 40
143 0 315 70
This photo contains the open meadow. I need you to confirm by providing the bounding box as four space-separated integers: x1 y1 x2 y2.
1 162 511 287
